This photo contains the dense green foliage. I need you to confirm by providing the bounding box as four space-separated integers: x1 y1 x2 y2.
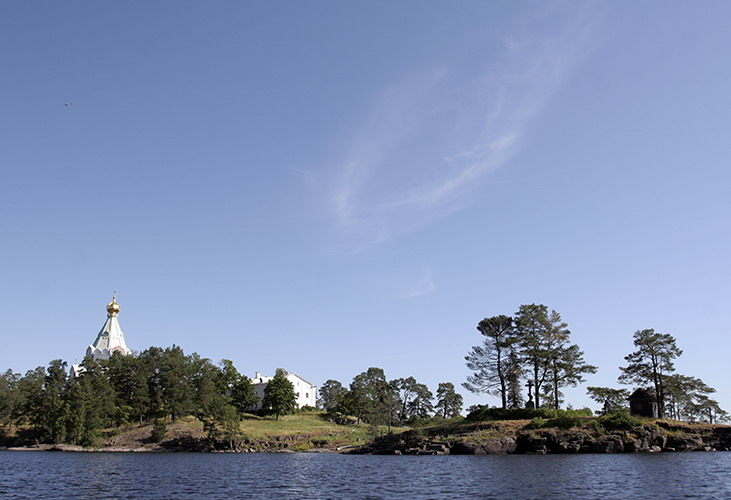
596 412 645 431
465 405 593 422
435 383 463 419
317 379 348 412
519 410 644 432
150 419 167 442
394 377 434 422
318 368 463 428
466 406 556 421
3 350 465 445
261 369 296 420
0 347 259 446
586 387 630 415
348 368 396 427
664 374 727 423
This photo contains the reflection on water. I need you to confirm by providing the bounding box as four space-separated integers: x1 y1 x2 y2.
1 451 730 499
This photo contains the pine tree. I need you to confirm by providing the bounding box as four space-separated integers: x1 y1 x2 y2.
435 382 463 418
230 377 259 414
261 369 296 420
463 315 516 408
586 387 630 415
318 379 348 413
514 305 595 409
618 329 682 418
514 305 566 409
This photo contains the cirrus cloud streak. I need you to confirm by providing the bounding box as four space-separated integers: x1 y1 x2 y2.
329 19 594 249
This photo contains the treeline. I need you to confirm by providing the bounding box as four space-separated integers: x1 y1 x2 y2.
465 305 727 424
0 348 466 447
318 368 463 429
0 346 264 446
587 329 727 423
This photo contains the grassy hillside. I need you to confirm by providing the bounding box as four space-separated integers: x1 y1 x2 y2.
2 411 406 452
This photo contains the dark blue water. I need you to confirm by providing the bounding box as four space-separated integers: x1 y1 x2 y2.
1 451 730 499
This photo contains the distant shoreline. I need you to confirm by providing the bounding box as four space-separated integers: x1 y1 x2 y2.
0 444 340 453
5 418 731 455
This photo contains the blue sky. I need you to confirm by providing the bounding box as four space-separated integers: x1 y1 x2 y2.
2 2 730 413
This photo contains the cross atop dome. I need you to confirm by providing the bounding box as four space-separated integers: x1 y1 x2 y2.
106 291 120 317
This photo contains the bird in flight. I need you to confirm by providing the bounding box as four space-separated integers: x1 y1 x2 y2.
64 102 73 106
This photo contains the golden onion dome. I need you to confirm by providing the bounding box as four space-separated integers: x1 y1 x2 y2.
106 294 120 316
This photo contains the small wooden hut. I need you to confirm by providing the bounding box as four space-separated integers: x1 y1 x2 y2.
628 388 658 418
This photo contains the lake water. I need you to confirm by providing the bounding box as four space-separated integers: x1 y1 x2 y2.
2 451 730 499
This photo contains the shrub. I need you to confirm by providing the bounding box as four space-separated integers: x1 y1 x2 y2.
150 420 167 443
524 417 546 429
367 424 385 439
466 406 556 422
586 419 604 433
598 412 643 431
428 415 464 426
466 406 596 423
549 415 584 429
406 416 435 428
555 407 594 418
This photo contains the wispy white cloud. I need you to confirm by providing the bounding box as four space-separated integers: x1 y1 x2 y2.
397 266 437 299
327 12 595 248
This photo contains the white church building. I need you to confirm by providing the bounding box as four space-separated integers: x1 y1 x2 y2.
72 296 318 411
71 294 132 376
251 371 318 410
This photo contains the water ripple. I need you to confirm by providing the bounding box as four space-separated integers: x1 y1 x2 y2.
2 451 731 499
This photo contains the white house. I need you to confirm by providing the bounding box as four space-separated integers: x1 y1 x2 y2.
251 370 317 410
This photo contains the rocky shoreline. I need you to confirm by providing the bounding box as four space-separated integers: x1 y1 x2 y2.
4 420 731 455
349 421 731 455
0 434 346 453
